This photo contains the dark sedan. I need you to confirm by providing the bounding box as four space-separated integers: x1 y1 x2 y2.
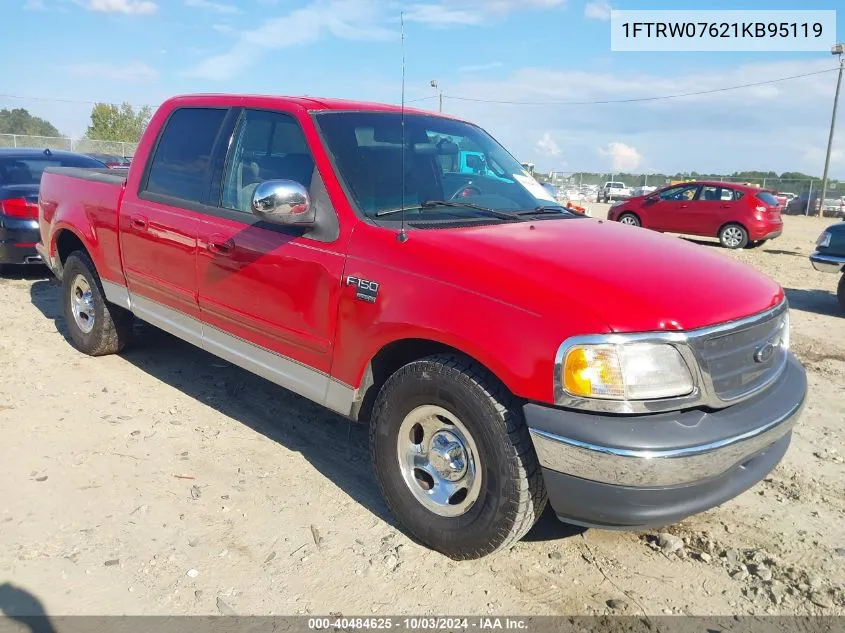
810 221 845 313
0 148 106 269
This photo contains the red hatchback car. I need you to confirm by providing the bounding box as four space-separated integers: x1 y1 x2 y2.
607 181 783 249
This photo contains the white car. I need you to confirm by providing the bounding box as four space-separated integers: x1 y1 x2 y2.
599 181 631 202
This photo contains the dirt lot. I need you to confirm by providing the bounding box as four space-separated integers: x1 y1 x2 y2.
1 214 843 617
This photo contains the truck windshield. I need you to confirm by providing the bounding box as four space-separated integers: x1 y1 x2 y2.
315 111 563 222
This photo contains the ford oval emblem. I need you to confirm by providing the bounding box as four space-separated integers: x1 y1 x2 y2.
754 342 775 364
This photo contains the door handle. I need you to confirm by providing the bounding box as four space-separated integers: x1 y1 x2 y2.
207 235 234 255
130 215 148 230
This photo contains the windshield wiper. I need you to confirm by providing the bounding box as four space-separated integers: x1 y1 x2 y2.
376 200 520 222
514 205 570 216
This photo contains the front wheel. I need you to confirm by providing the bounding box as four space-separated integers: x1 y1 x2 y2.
62 251 133 356
618 212 641 227
370 355 547 560
719 224 749 249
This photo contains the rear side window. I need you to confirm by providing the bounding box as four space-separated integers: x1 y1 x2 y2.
756 192 779 206
144 108 227 204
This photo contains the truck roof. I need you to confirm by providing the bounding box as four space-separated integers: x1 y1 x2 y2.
163 94 452 118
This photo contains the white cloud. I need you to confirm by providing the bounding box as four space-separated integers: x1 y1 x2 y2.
437 58 843 177
65 61 159 82
403 4 482 26
184 0 239 14
186 0 395 81
584 0 610 20
84 0 157 14
404 0 564 26
599 142 641 171
458 62 504 73
536 133 562 157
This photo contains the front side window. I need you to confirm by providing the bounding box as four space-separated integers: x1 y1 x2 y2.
315 111 562 223
144 107 227 204
221 109 315 213
659 184 699 202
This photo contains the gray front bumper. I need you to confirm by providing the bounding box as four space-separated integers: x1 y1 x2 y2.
527 354 806 528
810 251 845 274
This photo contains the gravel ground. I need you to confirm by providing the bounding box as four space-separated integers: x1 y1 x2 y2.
0 213 843 617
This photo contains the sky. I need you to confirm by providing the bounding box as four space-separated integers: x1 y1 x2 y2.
2 0 844 178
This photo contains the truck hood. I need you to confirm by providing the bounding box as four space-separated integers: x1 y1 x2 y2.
404 217 783 333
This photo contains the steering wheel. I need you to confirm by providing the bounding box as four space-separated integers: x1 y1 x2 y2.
451 184 482 200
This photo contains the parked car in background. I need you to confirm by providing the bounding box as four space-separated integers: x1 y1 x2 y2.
786 192 821 215
38 93 805 559
598 181 630 202
85 153 131 169
821 196 845 217
810 222 845 313
0 148 105 269
607 180 783 249
631 185 656 197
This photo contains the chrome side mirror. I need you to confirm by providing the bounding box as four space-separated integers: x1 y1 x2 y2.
251 179 315 226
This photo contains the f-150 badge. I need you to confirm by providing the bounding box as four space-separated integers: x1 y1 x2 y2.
346 276 379 303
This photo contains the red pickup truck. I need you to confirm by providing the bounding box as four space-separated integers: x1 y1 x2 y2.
37 94 806 560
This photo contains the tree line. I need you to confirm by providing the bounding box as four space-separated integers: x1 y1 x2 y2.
0 103 151 144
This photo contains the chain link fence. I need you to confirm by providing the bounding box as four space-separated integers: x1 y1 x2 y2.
541 171 843 217
0 134 137 158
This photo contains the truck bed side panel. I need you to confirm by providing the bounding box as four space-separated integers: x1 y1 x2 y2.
39 167 127 286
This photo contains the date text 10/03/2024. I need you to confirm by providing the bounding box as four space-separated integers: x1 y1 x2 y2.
307 618 529 630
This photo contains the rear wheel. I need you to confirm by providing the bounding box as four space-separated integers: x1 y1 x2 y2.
838 275 845 315
62 251 133 356
370 354 547 560
618 212 641 227
719 223 748 249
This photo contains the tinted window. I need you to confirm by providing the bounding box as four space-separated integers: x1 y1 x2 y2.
756 192 780 206
221 109 315 213
145 108 227 204
0 154 104 186
659 184 698 201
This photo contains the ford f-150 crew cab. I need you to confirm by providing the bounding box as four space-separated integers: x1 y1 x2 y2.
37 94 807 560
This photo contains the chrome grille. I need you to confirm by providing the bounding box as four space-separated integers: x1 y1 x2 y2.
692 305 789 403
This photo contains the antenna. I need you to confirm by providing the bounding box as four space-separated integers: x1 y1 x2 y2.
397 11 409 244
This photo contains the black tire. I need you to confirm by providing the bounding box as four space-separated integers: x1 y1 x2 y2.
617 212 641 227
747 239 767 249
719 223 749 249
62 250 133 356
838 275 845 315
369 354 547 560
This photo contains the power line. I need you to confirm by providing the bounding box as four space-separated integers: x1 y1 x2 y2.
1 67 836 110
0 93 156 109
443 67 840 106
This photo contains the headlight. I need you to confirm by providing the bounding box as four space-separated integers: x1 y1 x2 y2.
561 342 694 400
816 231 831 248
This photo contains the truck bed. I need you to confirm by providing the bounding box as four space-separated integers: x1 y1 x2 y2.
43 166 127 186
39 166 127 285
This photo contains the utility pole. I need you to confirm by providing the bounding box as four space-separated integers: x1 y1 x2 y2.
820 43 844 217
430 80 443 112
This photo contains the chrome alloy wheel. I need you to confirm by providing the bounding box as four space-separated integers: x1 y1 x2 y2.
619 215 639 226
397 405 482 517
70 274 96 334
722 226 744 248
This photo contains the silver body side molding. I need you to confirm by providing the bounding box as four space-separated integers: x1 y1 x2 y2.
103 282 356 417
